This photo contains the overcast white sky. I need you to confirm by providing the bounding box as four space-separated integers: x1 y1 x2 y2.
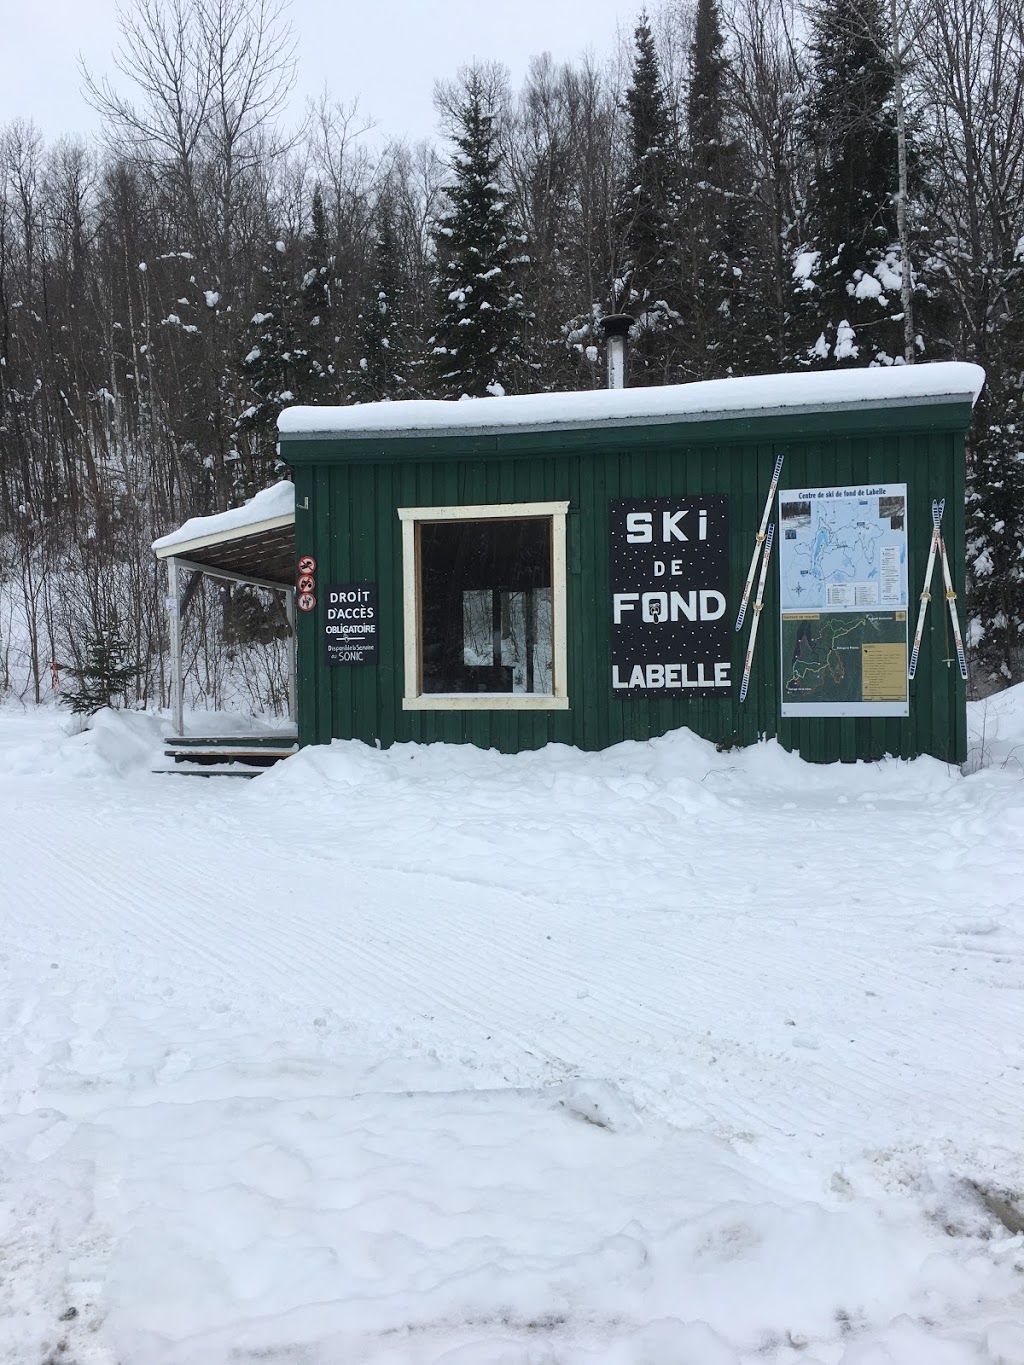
2 0 641 147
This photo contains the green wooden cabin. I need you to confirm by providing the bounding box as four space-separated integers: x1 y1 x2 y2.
278 363 984 764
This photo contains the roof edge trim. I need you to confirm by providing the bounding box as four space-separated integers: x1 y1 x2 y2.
278 390 982 444
152 512 295 560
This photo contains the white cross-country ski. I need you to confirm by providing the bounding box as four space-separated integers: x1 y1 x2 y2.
907 498 944 680
739 522 775 703
735 451 785 632
938 516 969 680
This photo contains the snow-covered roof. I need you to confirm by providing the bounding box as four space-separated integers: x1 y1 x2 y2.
277 362 985 442
152 480 295 559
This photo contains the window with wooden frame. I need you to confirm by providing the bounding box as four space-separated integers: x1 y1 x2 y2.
397 502 569 710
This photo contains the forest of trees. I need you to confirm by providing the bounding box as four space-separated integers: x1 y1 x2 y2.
1 0 1022 713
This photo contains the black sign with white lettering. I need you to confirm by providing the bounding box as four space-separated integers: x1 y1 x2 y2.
324 583 378 665
609 497 731 696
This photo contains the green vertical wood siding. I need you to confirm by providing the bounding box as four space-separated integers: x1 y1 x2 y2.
284 402 971 763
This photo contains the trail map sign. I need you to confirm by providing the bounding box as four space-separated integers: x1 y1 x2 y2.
778 484 909 717
325 583 378 665
609 497 731 696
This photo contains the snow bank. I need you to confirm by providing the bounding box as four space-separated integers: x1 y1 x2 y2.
966 681 1024 773
249 729 979 968
278 361 985 439
0 706 165 779
151 480 294 555
0 703 294 780
260 722 962 813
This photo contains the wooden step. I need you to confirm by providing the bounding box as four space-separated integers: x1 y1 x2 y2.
163 746 296 762
164 734 297 750
153 766 261 779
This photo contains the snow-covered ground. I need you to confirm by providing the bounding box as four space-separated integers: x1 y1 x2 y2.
2 698 1024 1365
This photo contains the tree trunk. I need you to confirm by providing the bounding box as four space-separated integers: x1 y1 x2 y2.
890 0 915 362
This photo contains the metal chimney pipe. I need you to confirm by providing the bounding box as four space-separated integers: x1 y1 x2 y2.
601 314 634 389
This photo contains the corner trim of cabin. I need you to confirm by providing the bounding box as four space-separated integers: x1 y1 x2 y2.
398 501 570 712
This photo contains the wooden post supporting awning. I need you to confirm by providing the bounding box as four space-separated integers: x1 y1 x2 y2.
152 482 296 737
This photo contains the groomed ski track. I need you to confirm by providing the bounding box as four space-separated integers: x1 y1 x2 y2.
2 711 1023 1363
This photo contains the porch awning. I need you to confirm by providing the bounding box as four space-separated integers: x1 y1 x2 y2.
152 481 298 737
152 480 295 587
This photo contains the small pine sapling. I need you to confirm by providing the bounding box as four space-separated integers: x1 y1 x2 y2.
62 614 135 715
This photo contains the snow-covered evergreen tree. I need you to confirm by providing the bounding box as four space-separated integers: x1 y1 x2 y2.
682 0 766 378
795 0 905 367
62 613 134 715
297 186 337 398
968 395 1024 686
508 54 599 393
235 236 303 486
613 14 683 384
968 255 1024 686
236 198 341 483
353 196 410 402
429 68 531 398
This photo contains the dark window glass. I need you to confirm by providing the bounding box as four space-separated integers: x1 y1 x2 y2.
419 519 553 694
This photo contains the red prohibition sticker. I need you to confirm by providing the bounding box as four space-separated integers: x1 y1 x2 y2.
297 592 317 612
298 555 316 575
297 574 315 593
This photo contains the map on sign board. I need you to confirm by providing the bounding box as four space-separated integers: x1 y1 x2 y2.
778 487 908 612
778 484 909 718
